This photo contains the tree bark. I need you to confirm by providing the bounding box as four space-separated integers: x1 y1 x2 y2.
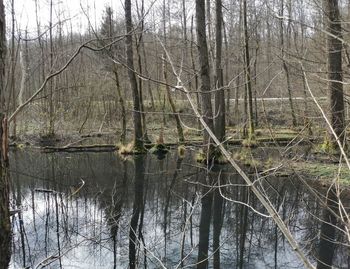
125 0 144 152
214 0 225 143
48 0 55 136
243 0 255 139
0 1 11 267
280 0 297 127
324 0 345 147
196 0 215 157
113 69 126 144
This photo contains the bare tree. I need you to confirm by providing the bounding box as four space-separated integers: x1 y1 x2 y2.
214 0 225 143
125 0 144 152
0 0 11 267
280 0 297 127
196 0 215 158
324 0 345 149
243 0 255 140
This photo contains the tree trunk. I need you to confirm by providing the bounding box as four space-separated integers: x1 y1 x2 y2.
243 0 255 140
48 0 55 136
280 0 297 127
162 56 185 143
125 0 144 152
324 0 345 148
113 68 126 144
214 0 225 143
190 16 201 130
196 0 215 157
10 0 16 139
0 1 11 267
135 0 149 143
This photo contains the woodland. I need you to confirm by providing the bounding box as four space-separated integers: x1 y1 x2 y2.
0 0 350 269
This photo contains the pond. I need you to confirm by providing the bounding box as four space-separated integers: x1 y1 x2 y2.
4 148 349 268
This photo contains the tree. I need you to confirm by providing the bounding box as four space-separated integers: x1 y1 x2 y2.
280 0 297 127
324 0 345 149
124 0 144 152
162 0 185 144
0 0 11 267
196 0 215 159
100 6 127 144
48 0 55 136
243 0 255 141
214 0 225 143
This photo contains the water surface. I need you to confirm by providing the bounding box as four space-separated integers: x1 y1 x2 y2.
7 149 349 268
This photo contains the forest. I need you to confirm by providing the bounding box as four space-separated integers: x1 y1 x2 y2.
0 0 350 268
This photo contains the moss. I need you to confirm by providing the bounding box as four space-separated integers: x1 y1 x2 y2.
195 148 228 164
318 138 339 155
177 145 186 159
118 142 146 155
195 150 206 163
118 143 134 154
16 144 26 149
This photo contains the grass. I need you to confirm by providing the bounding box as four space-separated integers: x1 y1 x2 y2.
291 161 350 186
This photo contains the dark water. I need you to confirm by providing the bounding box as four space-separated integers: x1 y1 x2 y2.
5 149 349 268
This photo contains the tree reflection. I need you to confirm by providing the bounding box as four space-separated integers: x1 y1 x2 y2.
317 188 337 269
0 166 11 269
129 155 146 269
197 165 226 269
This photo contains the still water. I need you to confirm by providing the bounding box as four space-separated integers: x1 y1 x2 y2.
6 148 349 268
